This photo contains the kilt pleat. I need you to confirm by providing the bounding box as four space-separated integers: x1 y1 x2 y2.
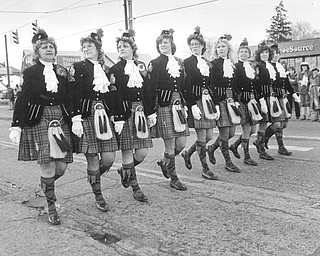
18 105 73 164
216 99 232 127
118 101 153 150
77 100 118 154
191 99 216 129
152 92 190 139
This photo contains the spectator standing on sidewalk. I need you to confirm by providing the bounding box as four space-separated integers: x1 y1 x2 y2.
287 66 300 119
297 62 311 120
6 87 15 110
309 67 320 122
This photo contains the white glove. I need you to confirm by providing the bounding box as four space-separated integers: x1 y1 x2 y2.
192 104 202 120
71 115 83 138
147 113 157 128
114 121 125 134
235 101 240 108
259 98 268 114
9 127 21 145
293 93 300 103
215 105 220 120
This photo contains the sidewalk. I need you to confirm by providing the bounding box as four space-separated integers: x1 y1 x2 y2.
0 104 14 121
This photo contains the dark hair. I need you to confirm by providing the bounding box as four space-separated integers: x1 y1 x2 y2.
187 26 206 54
80 29 105 64
116 29 138 58
156 29 176 54
255 41 273 62
238 38 251 56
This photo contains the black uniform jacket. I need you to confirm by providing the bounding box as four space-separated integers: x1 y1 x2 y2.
271 62 294 99
234 61 258 104
184 54 218 106
210 57 237 102
255 61 273 99
148 54 186 107
12 60 70 128
68 59 118 119
108 58 156 121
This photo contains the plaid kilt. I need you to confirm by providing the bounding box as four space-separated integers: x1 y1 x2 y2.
188 99 216 129
239 102 259 125
118 101 153 150
216 99 233 128
151 92 190 139
18 105 73 164
77 100 118 154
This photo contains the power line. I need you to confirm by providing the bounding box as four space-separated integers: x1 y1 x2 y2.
133 0 218 20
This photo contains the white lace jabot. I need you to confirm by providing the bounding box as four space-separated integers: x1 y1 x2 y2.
196 55 209 77
243 61 255 79
223 58 234 78
166 55 181 78
40 59 58 93
124 60 143 88
90 60 110 93
276 62 287 78
265 61 276 80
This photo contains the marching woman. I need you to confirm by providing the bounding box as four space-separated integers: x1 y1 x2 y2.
9 30 72 225
148 29 188 191
181 27 219 180
68 29 118 212
206 34 241 173
252 41 278 160
108 29 156 202
263 43 300 155
229 39 259 166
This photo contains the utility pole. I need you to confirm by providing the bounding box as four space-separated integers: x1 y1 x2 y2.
128 0 133 29
123 0 128 30
4 35 11 88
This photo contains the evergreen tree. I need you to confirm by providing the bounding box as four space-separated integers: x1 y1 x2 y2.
266 1 292 42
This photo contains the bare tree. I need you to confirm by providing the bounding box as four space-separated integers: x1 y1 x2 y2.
291 21 320 40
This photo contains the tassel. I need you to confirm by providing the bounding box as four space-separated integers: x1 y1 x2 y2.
59 132 72 151
98 115 104 134
48 121 67 159
134 105 149 138
231 105 243 117
103 115 108 133
252 102 259 115
273 101 279 112
138 116 142 131
210 100 217 113
206 100 213 114
142 116 146 133
177 109 186 124
94 103 113 140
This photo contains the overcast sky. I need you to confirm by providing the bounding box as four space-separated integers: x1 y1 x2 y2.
1 0 319 69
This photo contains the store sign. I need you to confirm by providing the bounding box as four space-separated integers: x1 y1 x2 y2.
280 45 314 54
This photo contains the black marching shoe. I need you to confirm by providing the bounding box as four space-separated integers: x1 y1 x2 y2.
278 147 292 156
259 151 274 160
157 160 170 179
95 197 109 212
133 189 148 202
48 209 60 225
181 151 192 170
170 178 187 191
202 168 218 180
225 163 241 173
244 157 258 166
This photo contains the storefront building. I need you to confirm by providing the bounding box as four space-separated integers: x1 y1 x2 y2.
250 37 320 71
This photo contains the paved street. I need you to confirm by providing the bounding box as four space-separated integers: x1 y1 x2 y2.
0 104 320 256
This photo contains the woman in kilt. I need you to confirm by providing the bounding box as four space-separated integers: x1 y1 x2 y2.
181 27 219 180
148 29 188 191
69 29 118 212
252 41 278 160
9 30 72 225
108 29 156 202
206 34 241 173
229 39 259 166
263 43 299 155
